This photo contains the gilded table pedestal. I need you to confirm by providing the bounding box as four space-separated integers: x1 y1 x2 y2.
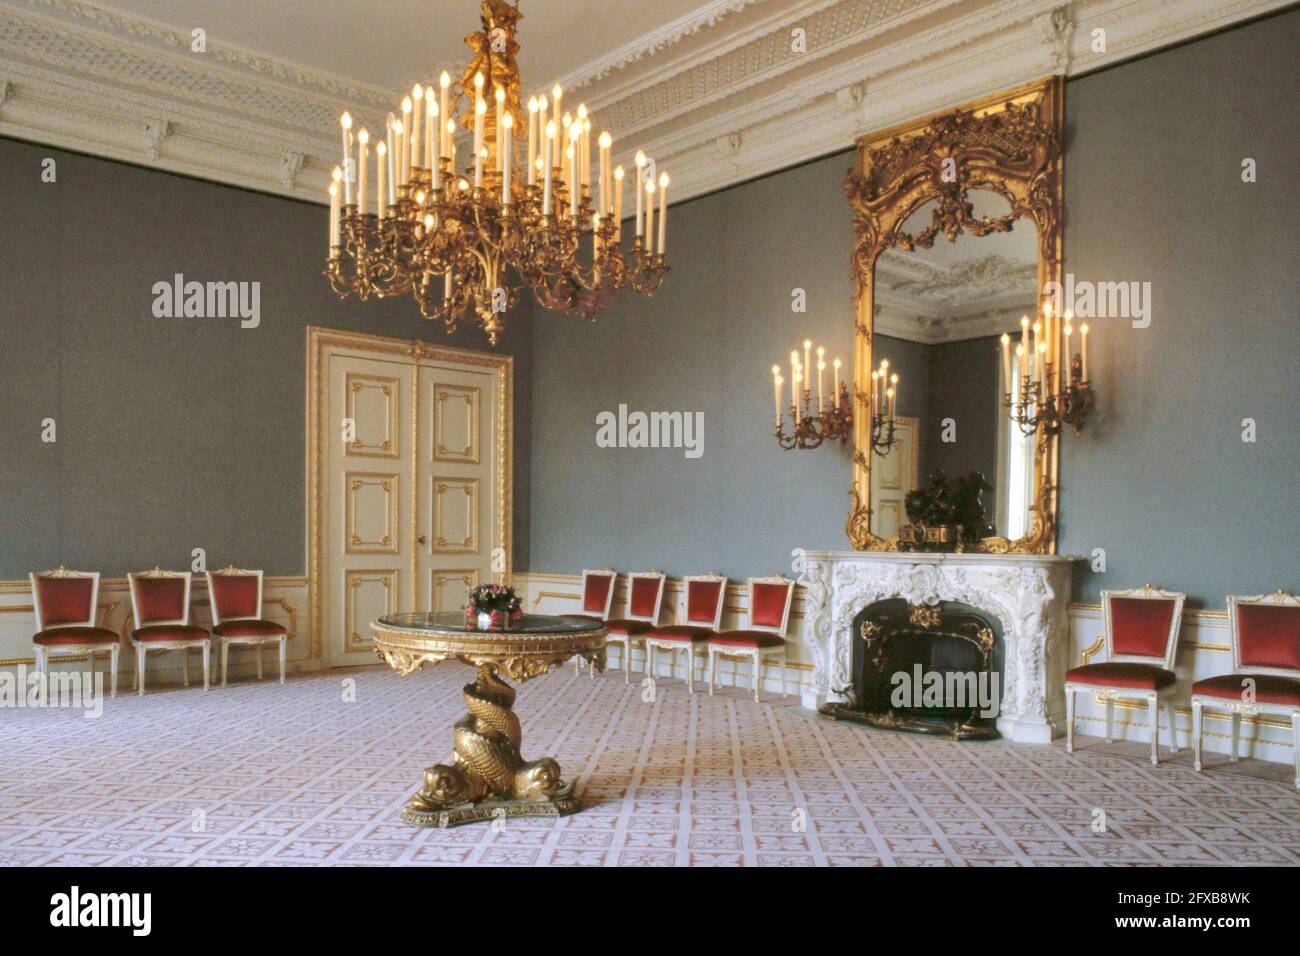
371 612 607 828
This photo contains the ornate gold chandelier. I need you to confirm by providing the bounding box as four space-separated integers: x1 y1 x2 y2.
325 0 669 344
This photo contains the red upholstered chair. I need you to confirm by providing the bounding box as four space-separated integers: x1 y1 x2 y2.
603 571 666 685
645 573 727 694
206 567 289 686
708 575 795 702
30 568 119 698
1192 590 1300 788
570 568 617 675
127 569 211 694
1065 584 1185 765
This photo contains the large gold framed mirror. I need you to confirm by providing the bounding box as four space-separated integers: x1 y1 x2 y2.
844 77 1063 553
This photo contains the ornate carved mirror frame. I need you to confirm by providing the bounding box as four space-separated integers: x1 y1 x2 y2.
843 76 1063 553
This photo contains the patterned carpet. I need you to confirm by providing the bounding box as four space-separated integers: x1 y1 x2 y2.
1 664 1296 866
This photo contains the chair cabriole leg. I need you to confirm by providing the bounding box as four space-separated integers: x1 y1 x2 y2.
1192 699 1203 771
1148 695 1159 766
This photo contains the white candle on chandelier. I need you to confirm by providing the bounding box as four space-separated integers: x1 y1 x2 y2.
328 171 340 250
1080 323 1089 380
792 369 802 411
400 97 412 183
340 113 353 205
613 165 624 228
356 128 368 216
501 112 513 204
474 98 487 187
1000 333 1012 390
584 119 592 191
644 179 655 254
392 119 405 194
598 131 611 215
551 85 563 165
1014 344 1025 392
634 151 646 239
870 369 879 411
816 346 826 410
494 86 505 170
879 359 889 409
576 104 588 185
445 268 452 303
439 71 451 158
804 340 812 381
542 121 555 215
1036 340 1046 385
790 351 800 407
426 96 438 184
473 72 485 166
569 147 580 219
657 172 669 256
411 85 424 171
888 377 897 421
833 357 841 401
537 94 548 167
375 141 387 219
527 97 538 185
447 119 457 172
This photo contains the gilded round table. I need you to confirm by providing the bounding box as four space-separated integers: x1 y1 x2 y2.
371 611 607 828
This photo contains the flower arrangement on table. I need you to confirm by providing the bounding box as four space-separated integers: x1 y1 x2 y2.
465 583 523 630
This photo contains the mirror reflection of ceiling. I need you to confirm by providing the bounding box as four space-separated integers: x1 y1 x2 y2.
875 191 1037 345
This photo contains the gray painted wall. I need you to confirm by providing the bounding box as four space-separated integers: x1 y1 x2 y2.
530 11 1299 606
1058 10 1300 605
529 155 858 581
0 139 532 577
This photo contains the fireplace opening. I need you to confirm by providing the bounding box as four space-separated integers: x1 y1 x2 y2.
821 598 1004 740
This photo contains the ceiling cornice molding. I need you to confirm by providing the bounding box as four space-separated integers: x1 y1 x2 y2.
557 0 765 91
0 0 1288 206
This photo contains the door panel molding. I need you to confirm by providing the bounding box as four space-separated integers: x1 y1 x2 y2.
307 326 512 662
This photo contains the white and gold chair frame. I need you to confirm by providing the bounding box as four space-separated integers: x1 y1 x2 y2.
645 572 727 694
1192 590 1300 788
1065 584 1185 766
206 567 287 686
127 568 211 695
572 567 618 675
608 570 666 685
29 567 119 698
843 77 1064 554
708 574 795 703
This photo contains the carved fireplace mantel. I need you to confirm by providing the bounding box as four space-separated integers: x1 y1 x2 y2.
798 551 1077 743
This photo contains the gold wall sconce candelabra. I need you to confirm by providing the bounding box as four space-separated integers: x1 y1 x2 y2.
772 340 852 449
865 358 900 455
1001 306 1096 438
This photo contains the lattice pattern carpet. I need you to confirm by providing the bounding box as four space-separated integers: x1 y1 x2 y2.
1 665 1296 866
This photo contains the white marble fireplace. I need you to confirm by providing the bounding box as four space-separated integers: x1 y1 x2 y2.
798 551 1077 743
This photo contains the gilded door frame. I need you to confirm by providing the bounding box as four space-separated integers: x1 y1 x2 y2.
843 76 1063 554
306 325 513 659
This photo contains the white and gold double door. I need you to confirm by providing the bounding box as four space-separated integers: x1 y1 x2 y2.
316 330 509 666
